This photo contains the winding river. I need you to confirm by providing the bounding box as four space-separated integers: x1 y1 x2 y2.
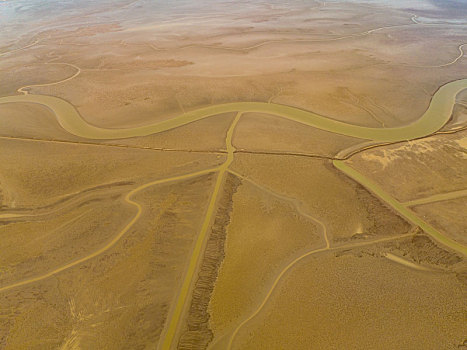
1 78 466 141
2 78 467 350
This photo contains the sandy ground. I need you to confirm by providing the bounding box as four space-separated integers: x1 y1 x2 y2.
412 197 467 246
1 174 217 349
230 153 412 243
0 139 222 208
208 180 322 335
230 236 466 349
0 0 466 348
234 112 364 157
103 113 237 152
348 130 467 202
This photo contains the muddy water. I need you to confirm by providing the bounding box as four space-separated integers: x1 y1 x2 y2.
333 160 467 256
1 79 466 141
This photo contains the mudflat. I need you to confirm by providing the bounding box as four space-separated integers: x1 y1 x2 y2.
1 0 466 349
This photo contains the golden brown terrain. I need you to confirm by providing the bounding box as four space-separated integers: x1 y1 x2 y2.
0 0 466 349
228 235 466 349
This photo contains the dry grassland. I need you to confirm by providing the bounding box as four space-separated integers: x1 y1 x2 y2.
348 130 467 202
231 235 466 349
412 197 467 246
0 139 222 207
230 153 412 243
104 113 236 152
1 173 216 349
234 113 363 157
208 179 322 337
0 102 83 141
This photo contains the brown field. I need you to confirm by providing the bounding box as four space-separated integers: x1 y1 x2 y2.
412 197 467 246
208 179 322 336
230 234 466 350
230 153 412 244
0 103 83 141
0 139 222 207
103 113 237 152
348 130 467 202
233 112 363 157
1 173 216 349
1 0 466 349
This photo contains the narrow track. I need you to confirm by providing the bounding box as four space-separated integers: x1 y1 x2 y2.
17 62 81 95
0 39 40 57
228 169 329 248
334 160 467 256
1 37 466 349
225 232 415 349
159 112 242 350
403 43 466 68
0 135 226 155
403 188 467 207
0 168 217 293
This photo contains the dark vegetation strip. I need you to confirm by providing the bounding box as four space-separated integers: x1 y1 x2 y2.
177 173 242 350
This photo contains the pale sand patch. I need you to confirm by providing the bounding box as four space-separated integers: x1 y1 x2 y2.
383 252 431 271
